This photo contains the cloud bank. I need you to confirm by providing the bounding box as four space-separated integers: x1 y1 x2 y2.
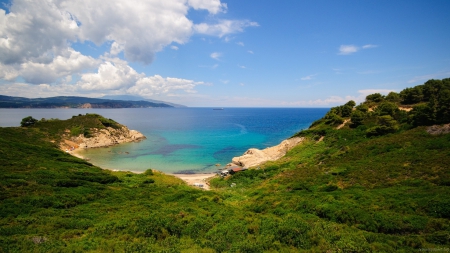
0 0 257 100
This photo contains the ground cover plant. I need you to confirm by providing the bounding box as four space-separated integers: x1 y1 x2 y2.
1 78 449 252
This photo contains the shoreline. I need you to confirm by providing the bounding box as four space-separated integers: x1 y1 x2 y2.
70 148 216 190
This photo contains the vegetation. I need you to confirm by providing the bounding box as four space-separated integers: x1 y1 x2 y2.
1 78 450 252
0 95 173 108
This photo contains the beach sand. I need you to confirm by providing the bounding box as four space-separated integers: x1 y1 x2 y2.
171 173 216 190
69 148 216 190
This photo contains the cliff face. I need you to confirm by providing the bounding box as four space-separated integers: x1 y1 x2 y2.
230 137 304 168
60 126 145 150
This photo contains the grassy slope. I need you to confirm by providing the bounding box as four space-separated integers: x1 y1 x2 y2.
1 106 450 251
210 126 450 251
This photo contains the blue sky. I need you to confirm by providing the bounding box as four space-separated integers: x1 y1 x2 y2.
0 0 449 107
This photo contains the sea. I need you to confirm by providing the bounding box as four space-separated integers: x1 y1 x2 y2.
0 108 328 173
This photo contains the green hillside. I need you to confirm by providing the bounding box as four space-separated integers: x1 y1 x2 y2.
1 79 449 252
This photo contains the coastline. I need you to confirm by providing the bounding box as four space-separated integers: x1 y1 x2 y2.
70 148 216 190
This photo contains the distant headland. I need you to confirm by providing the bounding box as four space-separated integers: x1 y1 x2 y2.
0 95 185 108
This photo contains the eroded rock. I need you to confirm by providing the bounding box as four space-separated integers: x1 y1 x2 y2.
230 137 304 168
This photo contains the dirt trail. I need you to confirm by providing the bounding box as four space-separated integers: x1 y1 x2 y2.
336 119 350 129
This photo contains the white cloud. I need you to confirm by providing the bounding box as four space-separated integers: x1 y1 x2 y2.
0 82 79 98
238 65 246 69
338 44 378 55
128 75 203 97
187 0 227 14
0 0 257 78
338 45 359 55
300 74 317 81
247 50 254 54
0 1 78 65
194 19 259 37
237 41 244 46
0 0 258 104
0 63 19 81
210 52 222 60
20 48 99 84
110 42 124 56
77 58 143 91
362 44 378 49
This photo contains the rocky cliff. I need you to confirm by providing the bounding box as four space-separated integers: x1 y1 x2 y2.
229 137 304 168
60 126 146 151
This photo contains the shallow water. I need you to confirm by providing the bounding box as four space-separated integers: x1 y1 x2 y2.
0 108 328 173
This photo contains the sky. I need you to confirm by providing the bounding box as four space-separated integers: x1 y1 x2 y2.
0 0 449 107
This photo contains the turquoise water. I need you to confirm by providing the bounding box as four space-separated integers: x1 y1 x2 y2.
0 108 328 173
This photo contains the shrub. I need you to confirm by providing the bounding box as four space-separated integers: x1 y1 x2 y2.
20 116 38 127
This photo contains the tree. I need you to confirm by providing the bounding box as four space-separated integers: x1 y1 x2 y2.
340 105 353 117
400 86 423 104
324 112 344 126
366 93 384 103
350 110 365 128
366 115 399 137
376 102 399 117
20 116 38 127
356 104 369 113
345 100 356 107
410 104 433 126
385 92 401 103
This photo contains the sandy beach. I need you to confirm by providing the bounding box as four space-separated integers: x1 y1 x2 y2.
69 149 217 190
171 173 216 190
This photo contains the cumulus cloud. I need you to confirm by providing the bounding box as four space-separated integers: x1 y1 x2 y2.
128 75 203 97
0 0 260 105
77 58 143 91
0 1 78 65
0 0 257 84
187 0 227 14
21 48 99 84
110 42 124 56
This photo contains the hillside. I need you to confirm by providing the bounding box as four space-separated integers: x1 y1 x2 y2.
1 78 450 252
0 95 175 108
101 95 186 108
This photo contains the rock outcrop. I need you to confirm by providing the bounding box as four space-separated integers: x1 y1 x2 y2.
61 126 145 150
427 123 450 135
230 137 304 168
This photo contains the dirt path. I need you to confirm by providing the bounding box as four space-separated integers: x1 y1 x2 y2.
336 119 350 129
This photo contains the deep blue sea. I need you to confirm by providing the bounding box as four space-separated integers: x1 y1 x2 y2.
0 108 328 173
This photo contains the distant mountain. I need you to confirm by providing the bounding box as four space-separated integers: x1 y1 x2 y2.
0 95 175 108
101 95 186 108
